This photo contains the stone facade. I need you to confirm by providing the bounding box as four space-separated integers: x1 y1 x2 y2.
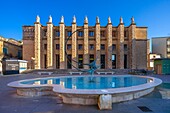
0 36 22 59
22 16 148 69
0 37 22 72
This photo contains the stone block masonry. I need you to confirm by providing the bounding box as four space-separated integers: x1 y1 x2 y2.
22 16 147 69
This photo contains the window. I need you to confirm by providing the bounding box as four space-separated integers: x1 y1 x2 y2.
101 44 105 50
112 44 116 51
167 39 170 45
3 48 8 55
112 54 116 69
124 31 128 37
56 54 60 69
78 31 83 37
78 55 83 68
124 44 128 51
100 31 105 37
89 31 94 37
168 54 170 58
56 31 60 37
67 44 71 50
44 54 47 68
89 44 94 50
101 55 105 69
67 31 72 37
168 45 170 48
18 50 22 59
167 48 170 52
67 55 72 69
44 30 47 36
78 44 83 50
89 54 94 63
112 31 116 37
56 44 60 50
44 44 47 50
124 54 127 69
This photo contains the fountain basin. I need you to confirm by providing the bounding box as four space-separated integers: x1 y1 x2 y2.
8 75 162 105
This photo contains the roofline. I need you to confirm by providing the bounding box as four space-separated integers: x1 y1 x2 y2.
136 27 148 28
22 25 148 28
152 36 170 39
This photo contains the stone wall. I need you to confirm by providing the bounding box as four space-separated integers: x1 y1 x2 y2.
22 17 148 70
23 39 34 69
136 40 147 69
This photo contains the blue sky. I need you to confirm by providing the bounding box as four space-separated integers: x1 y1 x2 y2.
0 0 170 40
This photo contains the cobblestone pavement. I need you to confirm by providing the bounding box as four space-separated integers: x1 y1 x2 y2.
0 74 170 113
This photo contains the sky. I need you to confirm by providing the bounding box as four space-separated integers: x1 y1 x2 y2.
0 0 170 41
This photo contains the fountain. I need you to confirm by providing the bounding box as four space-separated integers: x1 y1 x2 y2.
8 28 162 109
64 28 100 82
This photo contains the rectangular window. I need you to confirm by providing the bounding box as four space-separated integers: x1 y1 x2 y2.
124 54 127 69
44 44 47 50
112 44 116 51
167 54 170 58
56 54 60 69
101 55 105 69
78 44 83 50
78 31 83 37
3 47 8 55
112 31 116 37
67 55 72 69
124 44 128 51
167 45 170 48
167 39 170 45
89 54 94 63
112 54 116 69
44 54 47 68
67 31 72 37
18 50 22 59
100 31 105 37
89 31 94 37
67 44 72 50
101 44 105 50
56 44 60 50
124 31 128 37
167 48 170 52
44 30 47 36
78 55 83 68
89 44 94 50
56 31 60 37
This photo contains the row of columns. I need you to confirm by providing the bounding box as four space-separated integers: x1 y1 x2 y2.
34 15 137 69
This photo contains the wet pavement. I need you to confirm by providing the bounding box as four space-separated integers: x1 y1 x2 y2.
0 74 170 113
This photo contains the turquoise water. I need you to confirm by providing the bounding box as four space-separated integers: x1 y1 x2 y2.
21 76 149 89
159 83 170 89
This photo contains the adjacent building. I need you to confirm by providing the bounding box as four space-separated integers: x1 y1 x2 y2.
0 36 22 59
23 16 148 69
0 36 22 73
152 37 170 58
154 58 170 74
147 53 161 70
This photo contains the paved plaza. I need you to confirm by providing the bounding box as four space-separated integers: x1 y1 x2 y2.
0 74 170 113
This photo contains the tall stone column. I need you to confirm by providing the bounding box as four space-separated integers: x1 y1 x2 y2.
59 16 66 69
83 16 89 69
72 16 78 69
47 15 54 69
34 15 42 69
117 17 124 69
95 16 101 67
129 17 136 69
106 17 112 69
